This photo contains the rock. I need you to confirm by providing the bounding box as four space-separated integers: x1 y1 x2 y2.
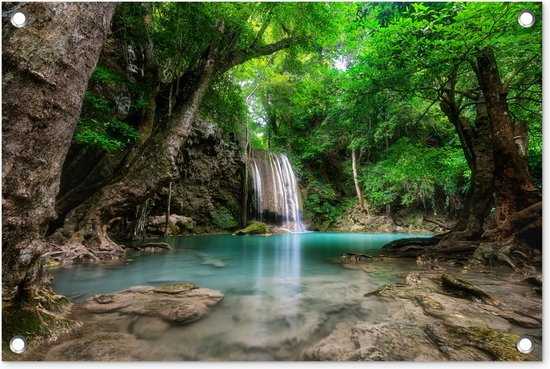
147 118 243 234
233 221 270 235
338 253 373 263
153 282 197 294
425 321 535 361
85 284 223 324
140 242 172 253
269 227 292 234
415 295 446 318
93 294 115 304
146 214 194 235
131 317 171 339
201 256 226 268
440 273 496 303
44 332 164 361
405 272 422 286
307 321 446 361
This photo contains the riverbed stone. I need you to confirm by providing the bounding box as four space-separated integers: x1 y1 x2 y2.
84 284 223 324
131 316 171 339
44 332 164 361
307 260 542 361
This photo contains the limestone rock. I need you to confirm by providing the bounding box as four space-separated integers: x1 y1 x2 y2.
441 273 496 303
425 321 535 361
85 284 223 324
139 242 172 253
146 214 194 235
233 221 270 235
131 317 171 339
44 332 164 361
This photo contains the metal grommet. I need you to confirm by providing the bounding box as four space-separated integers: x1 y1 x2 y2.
516 335 534 354
9 336 28 354
10 9 28 28
518 10 535 28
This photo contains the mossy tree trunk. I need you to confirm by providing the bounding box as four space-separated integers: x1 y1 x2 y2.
475 47 541 224
439 82 495 241
2 1 116 338
383 51 541 266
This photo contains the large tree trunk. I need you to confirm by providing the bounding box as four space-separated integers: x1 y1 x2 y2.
383 50 542 266
51 5 159 230
384 91 495 255
440 93 494 240
2 1 115 334
475 47 541 224
47 22 226 261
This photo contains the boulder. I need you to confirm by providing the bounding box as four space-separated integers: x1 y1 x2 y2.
146 214 194 235
233 221 271 235
85 284 223 325
139 242 172 253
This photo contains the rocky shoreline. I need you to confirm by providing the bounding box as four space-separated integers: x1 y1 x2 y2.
307 257 542 361
20 283 224 361
19 253 541 361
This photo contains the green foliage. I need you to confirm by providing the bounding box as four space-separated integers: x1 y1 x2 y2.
360 138 469 211
90 66 124 86
241 1 541 228
211 207 238 230
75 118 140 152
78 63 144 152
201 75 246 138
528 129 542 188
300 168 353 229
83 92 111 113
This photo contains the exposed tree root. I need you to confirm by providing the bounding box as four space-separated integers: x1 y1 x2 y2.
381 203 541 270
45 219 126 265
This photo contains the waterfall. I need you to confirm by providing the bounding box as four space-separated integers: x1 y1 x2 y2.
248 151 306 232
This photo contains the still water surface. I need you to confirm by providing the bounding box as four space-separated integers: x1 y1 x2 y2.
52 233 428 359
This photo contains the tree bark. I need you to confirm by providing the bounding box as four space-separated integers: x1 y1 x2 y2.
383 50 542 263
48 21 226 259
440 92 494 240
2 1 115 309
475 47 541 224
351 148 368 215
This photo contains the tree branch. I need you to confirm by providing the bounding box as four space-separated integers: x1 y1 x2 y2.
454 89 479 101
502 54 539 94
251 5 274 48
219 36 308 73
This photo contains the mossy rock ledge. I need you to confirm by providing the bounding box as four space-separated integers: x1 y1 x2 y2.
233 221 271 235
84 284 223 325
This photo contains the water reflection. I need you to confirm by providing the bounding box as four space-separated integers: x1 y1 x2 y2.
52 233 428 359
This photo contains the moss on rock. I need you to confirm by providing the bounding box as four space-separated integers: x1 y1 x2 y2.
153 283 197 294
233 221 270 235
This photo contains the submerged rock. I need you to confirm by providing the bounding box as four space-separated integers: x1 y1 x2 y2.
85 284 223 324
308 260 542 361
44 332 164 361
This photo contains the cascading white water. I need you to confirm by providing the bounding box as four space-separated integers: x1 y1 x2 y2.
249 151 306 232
